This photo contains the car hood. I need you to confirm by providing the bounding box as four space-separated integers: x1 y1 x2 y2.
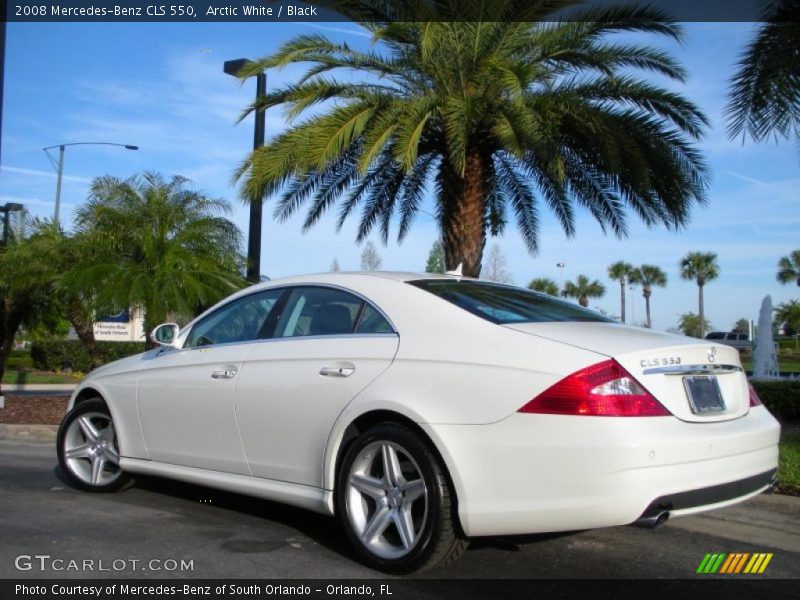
84 350 153 380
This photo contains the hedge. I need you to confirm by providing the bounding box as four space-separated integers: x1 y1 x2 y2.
751 379 800 421
30 341 146 373
6 349 34 370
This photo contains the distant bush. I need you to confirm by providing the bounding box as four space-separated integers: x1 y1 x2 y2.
31 341 146 373
6 349 34 370
751 380 800 421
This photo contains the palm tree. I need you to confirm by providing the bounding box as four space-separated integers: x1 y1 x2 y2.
235 2 708 278
629 264 668 329
726 0 800 146
776 299 800 336
607 261 633 323
71 172 246 347
675 312 712 339
777 249 800 286
562 275 605 308
679 252 719 339
6 221 106 368
528 277 559 297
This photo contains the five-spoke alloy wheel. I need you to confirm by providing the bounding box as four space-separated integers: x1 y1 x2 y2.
337 423 467 573
57 399 129 492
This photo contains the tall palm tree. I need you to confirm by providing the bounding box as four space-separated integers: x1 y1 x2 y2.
528 277 560 297
235 1 708 278
71 172 246 347
562 275 605 308
607 261 633 323
679 252 719 339
726 0 800 146
629 264 667 329
777 249 800 286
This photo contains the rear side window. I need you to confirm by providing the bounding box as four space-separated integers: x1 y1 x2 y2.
409 280 614 324
274 286 395 338
706 332 725 340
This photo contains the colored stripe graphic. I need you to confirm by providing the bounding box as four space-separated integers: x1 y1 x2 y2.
697 552 773 574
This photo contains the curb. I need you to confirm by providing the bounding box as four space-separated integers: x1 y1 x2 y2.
1 384 77 392
0 424 58 442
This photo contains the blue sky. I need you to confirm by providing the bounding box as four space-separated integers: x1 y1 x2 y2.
2 20 798 332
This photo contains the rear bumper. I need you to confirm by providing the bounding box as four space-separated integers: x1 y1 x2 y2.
422 406 780 537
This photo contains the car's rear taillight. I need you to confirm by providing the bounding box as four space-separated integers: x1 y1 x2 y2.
748 383 763 407
518 359 670 417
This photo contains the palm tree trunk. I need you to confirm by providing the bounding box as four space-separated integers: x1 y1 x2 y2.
620 280 626 323
579 295 589 308
440 150 487 278
698 283 705 338
65 297 101 370
0 298 24 397
644 289 652 329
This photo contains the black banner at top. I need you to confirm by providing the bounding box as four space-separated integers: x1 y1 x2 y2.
2 0 797 23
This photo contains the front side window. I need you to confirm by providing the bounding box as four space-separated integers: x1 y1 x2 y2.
409 280 614 324
184 289 284 348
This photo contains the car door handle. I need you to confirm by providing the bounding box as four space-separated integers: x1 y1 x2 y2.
320 363 355 378
211 368 238 379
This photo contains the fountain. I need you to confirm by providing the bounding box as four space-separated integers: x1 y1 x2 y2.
752 295 780 379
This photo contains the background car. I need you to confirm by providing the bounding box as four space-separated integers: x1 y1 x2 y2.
57 272 780 572
705 331 753 352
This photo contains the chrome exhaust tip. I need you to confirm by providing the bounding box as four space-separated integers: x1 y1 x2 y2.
633 510 670 529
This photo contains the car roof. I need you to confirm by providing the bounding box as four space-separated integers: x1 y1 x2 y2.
263 270 474 285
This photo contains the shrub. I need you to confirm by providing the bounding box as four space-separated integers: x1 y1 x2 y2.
30 341 146 372
6 349 34 370
751 380 800 421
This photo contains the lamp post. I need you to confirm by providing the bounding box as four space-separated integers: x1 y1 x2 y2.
43 142 138 228
556 262 566 292
224 58 266 283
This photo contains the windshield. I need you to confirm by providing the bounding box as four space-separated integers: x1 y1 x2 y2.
409 280 614 325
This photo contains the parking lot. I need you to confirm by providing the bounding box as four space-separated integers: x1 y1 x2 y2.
1 438 798 586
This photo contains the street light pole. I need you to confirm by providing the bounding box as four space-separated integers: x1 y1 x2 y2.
224 58 266 283
43 142 138 228
556 262 566 292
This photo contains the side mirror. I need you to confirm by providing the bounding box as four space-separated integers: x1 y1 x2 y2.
150 323 180 347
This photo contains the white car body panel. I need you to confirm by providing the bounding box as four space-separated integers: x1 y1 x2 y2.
138 343 253 475
236 334 398 485
66 271 781 539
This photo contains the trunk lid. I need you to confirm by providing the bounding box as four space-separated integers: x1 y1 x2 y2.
504 322 749 422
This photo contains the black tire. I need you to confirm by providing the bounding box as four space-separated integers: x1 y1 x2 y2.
336 423 468 573
57 398 130 493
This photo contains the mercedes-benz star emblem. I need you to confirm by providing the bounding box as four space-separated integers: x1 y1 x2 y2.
708 346 717 363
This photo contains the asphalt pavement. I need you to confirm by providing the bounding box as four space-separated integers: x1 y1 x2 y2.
1 439 798 584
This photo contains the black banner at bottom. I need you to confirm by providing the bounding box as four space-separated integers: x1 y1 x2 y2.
2 579 797 600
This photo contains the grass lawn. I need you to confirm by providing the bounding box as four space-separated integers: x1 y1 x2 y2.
741 354 800 373
1 370 78 385
779 431 800 496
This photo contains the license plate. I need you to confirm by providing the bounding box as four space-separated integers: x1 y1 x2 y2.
683 375 726 414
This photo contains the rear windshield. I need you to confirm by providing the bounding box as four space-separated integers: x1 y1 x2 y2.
409 280 614 324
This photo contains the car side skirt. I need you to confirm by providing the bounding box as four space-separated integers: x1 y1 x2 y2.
119 458 334 516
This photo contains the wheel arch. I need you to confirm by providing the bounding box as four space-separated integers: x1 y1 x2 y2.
72 386 107 408
326 408 465 534
68 385 127 456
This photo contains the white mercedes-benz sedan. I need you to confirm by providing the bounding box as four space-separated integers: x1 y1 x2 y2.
57 272 780 572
